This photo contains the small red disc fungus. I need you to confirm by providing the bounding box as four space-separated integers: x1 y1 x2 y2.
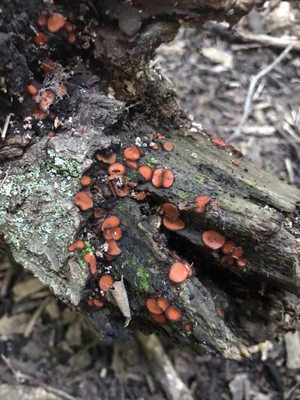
108 162 126 176
169 262 190 283
47 12 65 33
232 246 243 259
146 298 163 315
36 13 48 27
35 32 48 45
123 146 140 161
93 299 104 308
163 141 174 152
47 130 56 137
103 227 122 241
183 321 193 331
96 152 117 164
157 297 170 312
152 168 175 189
84 253 97 276
211 136 226 148
236 258 248 268
151 313 167 324
39 90 55 111
136 191 147 201
222 241 236 255
195 195 211 213
232 159 241 166
106 240 121 257
215 307 224 319
126 160 138 169
163 216 185 231
27 84 38 96
165 306 182 321
202 230 225 250
138 165 153 181
150 142 159 150
68 240 85 252
80 175 91 187
74 191 93 211
101 216 120 231
162 203 179 219
99 275 114 292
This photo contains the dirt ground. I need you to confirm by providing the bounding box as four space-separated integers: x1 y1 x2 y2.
1 4 300 400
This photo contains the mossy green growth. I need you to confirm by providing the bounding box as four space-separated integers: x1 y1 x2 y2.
77 242 94 269
136 266 150 291
45 148 83 178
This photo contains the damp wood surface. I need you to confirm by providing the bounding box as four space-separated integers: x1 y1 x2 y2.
0 0 299 361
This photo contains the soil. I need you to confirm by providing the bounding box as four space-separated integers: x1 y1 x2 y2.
1 3 300 400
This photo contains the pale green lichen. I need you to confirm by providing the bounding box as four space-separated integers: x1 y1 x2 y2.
136 266 150 291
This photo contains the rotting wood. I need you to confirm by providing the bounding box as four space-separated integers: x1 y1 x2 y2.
0 0 299 360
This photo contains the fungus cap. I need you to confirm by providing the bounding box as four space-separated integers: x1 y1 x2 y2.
157 297 170 312
123 146 140 161
84 253 97 276
68 240 85 252
99 275 114 292
168 262 190 283
165 306 182 321
162 203 179 219
74 191 93 211
103 227 122 241
108 162 126 176
27 84 38 96
80 175 91 187
138 165 153 181
202 230 225 250
163 216 185 231
195 195 211 213
96 152 117 164
146 298 163 315
101 216 120 231
151 313 166 324
236 258 248 268
106 240 121 257
222 241 236 255
163 141 174 152
47 12 65 33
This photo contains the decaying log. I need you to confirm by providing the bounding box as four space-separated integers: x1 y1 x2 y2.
0 0 300 360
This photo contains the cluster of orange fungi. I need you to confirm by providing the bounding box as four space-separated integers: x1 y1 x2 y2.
36 11 76 45
202 230 248 268
146 297 192 330
210 135 242 167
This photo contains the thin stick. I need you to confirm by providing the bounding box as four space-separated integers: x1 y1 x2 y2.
1 113 13 140
228 44 293 142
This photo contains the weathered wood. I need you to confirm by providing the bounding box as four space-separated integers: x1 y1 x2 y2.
0 0 300 360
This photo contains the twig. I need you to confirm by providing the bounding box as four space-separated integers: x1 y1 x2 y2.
228 44 293 142
136 333 194 400
24 296 51 337
1 113 13 140
1 354 79 400
210 23 300 52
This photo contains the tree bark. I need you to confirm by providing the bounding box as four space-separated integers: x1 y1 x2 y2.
0 0 299 360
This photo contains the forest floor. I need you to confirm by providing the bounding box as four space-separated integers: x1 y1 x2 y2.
1 4 300 400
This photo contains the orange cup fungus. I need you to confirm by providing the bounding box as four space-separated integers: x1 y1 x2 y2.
151 313 167 324
195 195 211 213
163 141 174 152
68 240 85 252
74 191 93 211
47 12 65 33
152 168 175 189
41 59 55 75
236 258 248 268
163 216 185 231
108 162 126 176
126 160 138 169
27 84 38 96
99 275 114 292
183 321 193 331
67 32 76 44
211 135 226 148
162 203 179 219
156 297 170 312
96 152 117 164
202 230 225 250
39 90 55 111
35 32 48 45
136 191 147 201
80 175 91 187
222 241 236 255
84 253 97 276
138 165 153 181
146 298 163 315
103 227 122 241
106 240 121 257
123 146 140 161
101 215 121 231
64 21 73 32
168 262 191 283
150 142 159 150
36 12 48 27
165 306 182 322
